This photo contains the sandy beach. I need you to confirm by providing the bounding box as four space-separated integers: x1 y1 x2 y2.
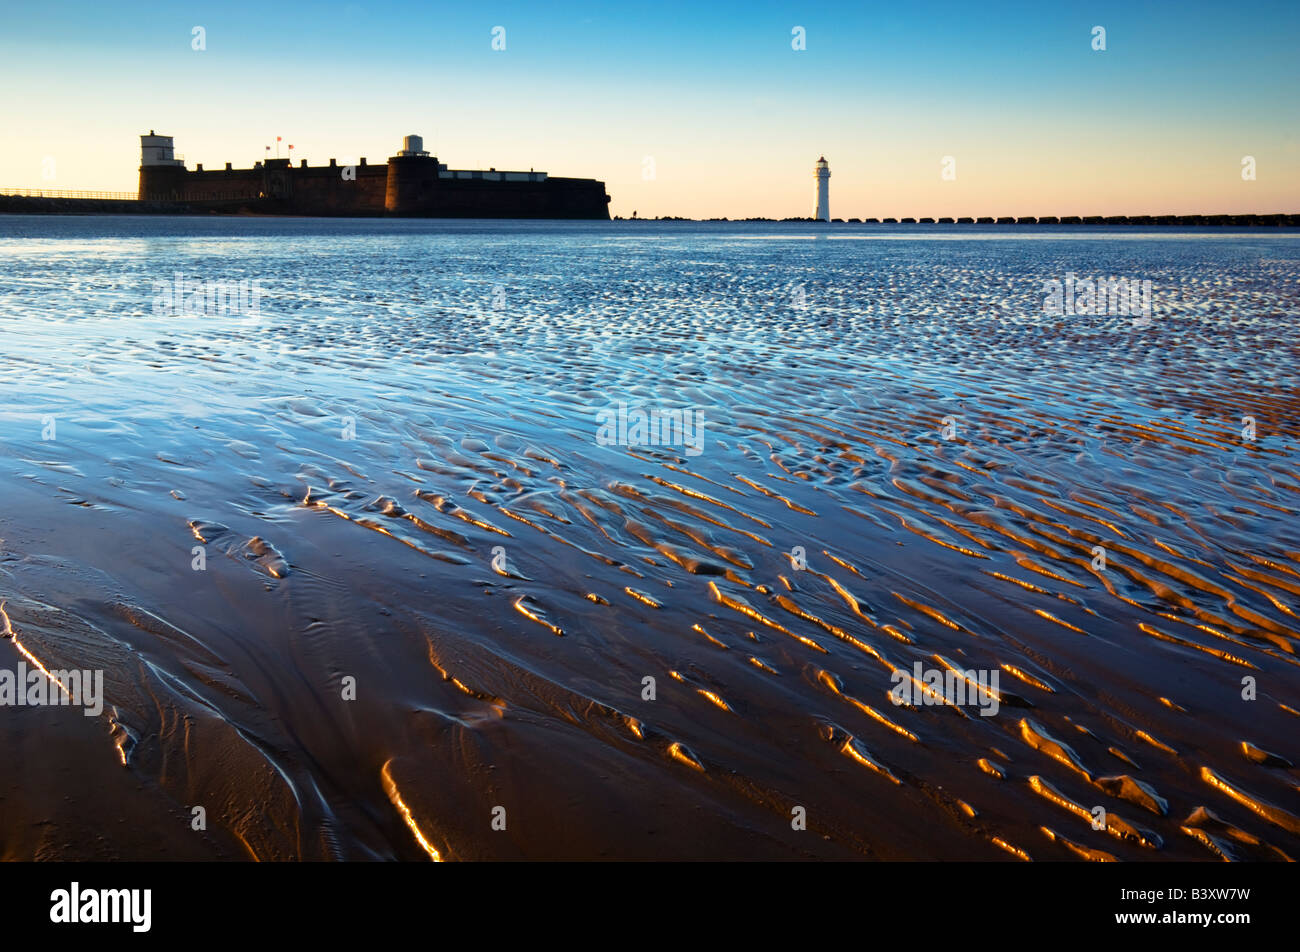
1 216 1298 861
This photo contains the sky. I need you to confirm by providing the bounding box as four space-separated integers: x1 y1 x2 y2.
2 0 1297 218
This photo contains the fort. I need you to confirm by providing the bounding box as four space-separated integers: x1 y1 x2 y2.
136 133 611 219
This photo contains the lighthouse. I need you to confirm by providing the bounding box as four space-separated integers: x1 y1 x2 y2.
814 156 830 221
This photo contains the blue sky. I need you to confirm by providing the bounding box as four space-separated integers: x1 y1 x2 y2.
3 0 1297 216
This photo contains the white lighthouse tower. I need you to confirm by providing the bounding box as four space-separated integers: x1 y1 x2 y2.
814 156 830 221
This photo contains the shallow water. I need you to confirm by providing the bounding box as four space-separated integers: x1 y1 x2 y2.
1 215 1298 860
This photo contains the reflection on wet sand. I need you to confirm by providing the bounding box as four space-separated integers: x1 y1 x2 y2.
0 218 1297 860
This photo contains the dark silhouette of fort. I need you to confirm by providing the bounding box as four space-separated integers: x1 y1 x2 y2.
136 133 611 219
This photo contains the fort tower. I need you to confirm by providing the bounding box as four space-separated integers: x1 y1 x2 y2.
138 131 186 201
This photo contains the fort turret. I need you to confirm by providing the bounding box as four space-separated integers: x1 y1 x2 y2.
138 131 187 201
385 134 441 215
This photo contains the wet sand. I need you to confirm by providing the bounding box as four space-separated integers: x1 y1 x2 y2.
1 217 1298 860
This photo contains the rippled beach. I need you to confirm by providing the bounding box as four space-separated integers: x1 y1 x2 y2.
1 216 1297 860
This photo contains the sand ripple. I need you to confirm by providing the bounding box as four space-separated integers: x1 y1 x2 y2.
0 218 1297 859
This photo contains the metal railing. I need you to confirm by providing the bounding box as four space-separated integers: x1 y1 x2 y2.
0 187 140 201
145 192 257 202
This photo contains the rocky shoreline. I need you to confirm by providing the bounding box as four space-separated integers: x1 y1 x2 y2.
621 212 1300 225
0 195 193 215
4 194 1296 225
